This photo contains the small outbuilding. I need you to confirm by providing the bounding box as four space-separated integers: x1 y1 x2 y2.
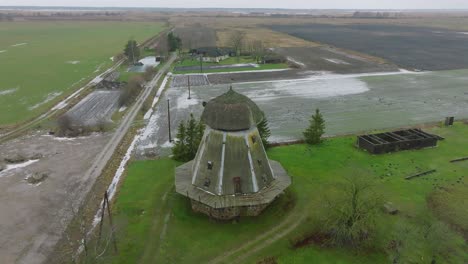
175 87 291 220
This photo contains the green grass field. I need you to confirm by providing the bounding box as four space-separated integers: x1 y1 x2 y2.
0 21 165 126
106 123 468 263
172 55 288 74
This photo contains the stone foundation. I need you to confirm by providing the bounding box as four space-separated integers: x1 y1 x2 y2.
191 200 269 220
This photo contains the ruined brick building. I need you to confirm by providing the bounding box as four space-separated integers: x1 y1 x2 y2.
175 88 291 220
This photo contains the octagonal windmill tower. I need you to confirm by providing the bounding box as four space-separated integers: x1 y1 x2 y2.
175 87 291 220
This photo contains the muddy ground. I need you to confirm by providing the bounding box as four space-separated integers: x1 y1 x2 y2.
269 24 468 71
0 132 110 264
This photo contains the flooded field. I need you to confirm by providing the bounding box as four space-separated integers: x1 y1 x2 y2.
136 69 468 157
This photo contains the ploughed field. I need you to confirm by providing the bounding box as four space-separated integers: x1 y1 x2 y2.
0 21 164 126
269 24 468 71
274 46 398 74
66 90 120 127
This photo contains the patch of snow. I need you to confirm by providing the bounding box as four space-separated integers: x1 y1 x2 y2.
11 43 27 47
29 92 62 110
0 87 18 96
110 56 114 61
128 56 161 73
244 78 370 102
51 101 68 111
0 50 6 53
287 56 306 67
238 70 425 102
42 133 99 141
176 92 199 110
236 70 423 86
139 56 160 67
324 58 351 65
66 60 80 65
94 63 104 73
118 106 127 112
0 160 39 177
143 75 169 120
457 32 468 35
92 128 142 227
161 141 174 148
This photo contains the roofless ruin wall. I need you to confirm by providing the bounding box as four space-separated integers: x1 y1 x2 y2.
357 129 440 154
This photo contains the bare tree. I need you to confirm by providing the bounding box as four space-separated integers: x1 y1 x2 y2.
228 31 246 62
143 66 155 81
323 174 381 248
252 40 265 63
118 75 145 107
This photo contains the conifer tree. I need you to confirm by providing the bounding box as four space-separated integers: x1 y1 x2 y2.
257 116 271 149
303 108 325 145
172 114 205 161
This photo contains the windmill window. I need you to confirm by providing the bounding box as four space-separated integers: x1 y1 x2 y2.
233 177 242 194
257 159 262 166
204 178 211 187
251 136 257 143
262 174 268 184
207 161 213 170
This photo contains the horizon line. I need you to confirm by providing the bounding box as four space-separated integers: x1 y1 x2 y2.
1 5 468 11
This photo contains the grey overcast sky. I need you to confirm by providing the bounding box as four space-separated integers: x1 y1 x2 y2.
1 0 468 9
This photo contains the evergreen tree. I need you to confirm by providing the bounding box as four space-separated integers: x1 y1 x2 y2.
172 122 187 161
257 115 271 149
172 114 205 162
167 32 182 52
303 108 325 145
124 40 140 64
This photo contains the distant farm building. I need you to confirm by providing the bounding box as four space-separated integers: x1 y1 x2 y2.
263 53 287 64
357 129 441 154
190 47 235 63
175 88 291 220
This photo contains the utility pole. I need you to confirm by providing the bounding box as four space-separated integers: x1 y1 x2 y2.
188 75 191 100
200 55 203 73
167 99 172 142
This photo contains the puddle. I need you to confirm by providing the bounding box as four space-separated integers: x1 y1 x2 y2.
66 61 80 65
